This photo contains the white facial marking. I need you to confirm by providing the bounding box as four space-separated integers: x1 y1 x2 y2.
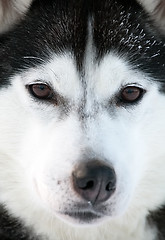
0 20 164 240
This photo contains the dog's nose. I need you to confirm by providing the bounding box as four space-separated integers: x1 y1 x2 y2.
72 160 116 204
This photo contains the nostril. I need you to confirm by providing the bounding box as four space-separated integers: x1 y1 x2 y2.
80 180 94 190
106 182 116 191
73 176 95 190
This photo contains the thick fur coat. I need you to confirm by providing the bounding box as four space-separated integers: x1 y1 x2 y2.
0 0 165 239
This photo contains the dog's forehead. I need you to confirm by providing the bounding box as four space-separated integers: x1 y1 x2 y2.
28 0 146 65
0 0 165 85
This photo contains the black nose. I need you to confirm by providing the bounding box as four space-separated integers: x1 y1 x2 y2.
72 160 116 204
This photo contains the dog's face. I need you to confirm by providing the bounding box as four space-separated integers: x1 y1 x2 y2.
0 0 165 227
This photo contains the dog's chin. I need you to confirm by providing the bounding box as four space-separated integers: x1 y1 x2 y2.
57 211 106 225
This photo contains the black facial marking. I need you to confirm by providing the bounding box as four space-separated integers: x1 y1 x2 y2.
0 0 164 89
0 0 89 86
92 0 165 81
148 206 165 240
0 205 40 240
0 1 165 237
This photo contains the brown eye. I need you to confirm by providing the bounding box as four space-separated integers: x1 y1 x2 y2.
28 83 53 100
120 86 144 103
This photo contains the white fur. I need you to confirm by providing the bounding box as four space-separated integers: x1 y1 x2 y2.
0 0 33 33
0 6 165 240
1 49 165 239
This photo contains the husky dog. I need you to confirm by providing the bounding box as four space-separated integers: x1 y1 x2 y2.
0 0 165 239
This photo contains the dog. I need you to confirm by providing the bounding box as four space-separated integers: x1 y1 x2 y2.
0 0 165 239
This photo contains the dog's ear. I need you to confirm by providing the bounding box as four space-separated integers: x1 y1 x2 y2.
0 0 33 33
137 0 165 32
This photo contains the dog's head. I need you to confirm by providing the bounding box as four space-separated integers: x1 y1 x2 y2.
0 0 165 230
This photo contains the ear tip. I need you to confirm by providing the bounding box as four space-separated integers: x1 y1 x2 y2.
154 1 165 31
154 1 165 20
0 0 33 34
137 0 165 33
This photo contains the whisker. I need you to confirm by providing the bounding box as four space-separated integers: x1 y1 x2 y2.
23 56 46 63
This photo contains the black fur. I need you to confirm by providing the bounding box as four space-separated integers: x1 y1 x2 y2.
148 206 165 240
0 206 40 240
93 0 165 82
0 0 165 87
0 0 165 239
1 205 165 240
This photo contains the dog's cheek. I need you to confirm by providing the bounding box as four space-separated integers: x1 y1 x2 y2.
17 115 84 209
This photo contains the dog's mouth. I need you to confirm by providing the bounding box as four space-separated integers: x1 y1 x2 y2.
56 201 111 224
63 210 102 223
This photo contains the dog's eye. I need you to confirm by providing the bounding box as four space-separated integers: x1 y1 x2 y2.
28 83 53 100
119 86 144 104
